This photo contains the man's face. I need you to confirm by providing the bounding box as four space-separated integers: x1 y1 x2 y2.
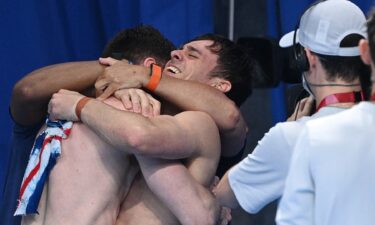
163 40 218 84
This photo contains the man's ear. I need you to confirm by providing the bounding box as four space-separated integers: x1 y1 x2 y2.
143 57 157 67
305 48 317 68
359 39 372 65
210 78 232 93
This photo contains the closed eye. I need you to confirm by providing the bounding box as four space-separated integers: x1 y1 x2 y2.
186 45 201 59
188 54 198 59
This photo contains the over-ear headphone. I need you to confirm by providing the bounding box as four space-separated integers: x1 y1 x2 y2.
291 0 327 72
292 25 309 72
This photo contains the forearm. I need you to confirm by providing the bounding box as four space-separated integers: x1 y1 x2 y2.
215 170 240 209
154 76 248 156
136 156 219 225
95 60 247 156
80 99 198 159
11 61 103 125
156 76 238 130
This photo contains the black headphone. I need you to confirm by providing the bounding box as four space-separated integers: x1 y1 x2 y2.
291 0 327 72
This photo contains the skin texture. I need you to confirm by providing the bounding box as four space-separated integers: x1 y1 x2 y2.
45 91 221 225
16 39 246 225
45 41 228 225
22 98 139 225
96 40 247 157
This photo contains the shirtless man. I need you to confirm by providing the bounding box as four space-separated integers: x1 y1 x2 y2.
47 34 257 225
23 52 220 225
13 30 258 223
12 26 179 225
22 98 141 225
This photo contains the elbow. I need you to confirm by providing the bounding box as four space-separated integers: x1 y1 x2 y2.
124 126 154 155
223 102 248 137
222 101 242 130
11 79 38 104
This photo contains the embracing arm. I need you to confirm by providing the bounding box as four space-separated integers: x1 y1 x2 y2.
82 100 219 159
10 61 103 125
48 90 220 159
96 58 247 156
151 75 247 157
136 157 220 225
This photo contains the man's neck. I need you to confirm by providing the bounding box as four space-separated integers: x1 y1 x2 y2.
314 85 362 109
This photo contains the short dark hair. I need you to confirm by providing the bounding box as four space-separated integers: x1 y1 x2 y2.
313 33 371 98
188 34 260 106
314 34 369 83
102 25 176 67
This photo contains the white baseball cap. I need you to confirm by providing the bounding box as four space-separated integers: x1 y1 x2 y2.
279 0 367 56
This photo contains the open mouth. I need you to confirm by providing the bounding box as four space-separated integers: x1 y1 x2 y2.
166 66 181 74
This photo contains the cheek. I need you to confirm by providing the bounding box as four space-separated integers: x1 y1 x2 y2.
206 63 217 74
181 65 195 80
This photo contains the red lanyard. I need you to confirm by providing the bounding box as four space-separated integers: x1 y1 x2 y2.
371 94 375 101
317 91 364 111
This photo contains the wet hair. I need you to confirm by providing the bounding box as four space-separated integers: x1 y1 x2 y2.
188 34 261 106
102 25 176 67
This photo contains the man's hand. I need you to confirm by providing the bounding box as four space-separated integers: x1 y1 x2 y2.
114 88 161 117
95 57 149 100
209 176 232 225
218 207 232 225
48 89 85 121
287 96 314 121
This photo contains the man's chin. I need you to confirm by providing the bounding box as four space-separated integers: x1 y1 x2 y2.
163 70 180 77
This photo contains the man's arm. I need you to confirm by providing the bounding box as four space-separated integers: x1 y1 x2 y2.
48 90 220 159
213 169 240 209
10 61 103 126
136 157 220 225
96 58 247 157
150 75 247 157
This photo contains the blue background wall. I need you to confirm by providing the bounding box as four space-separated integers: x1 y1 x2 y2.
0 0 213 203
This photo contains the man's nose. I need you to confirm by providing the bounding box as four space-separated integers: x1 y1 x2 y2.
171 49 183 61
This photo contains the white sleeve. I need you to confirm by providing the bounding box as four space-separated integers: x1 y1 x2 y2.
276 128 314 225
228 124 294 213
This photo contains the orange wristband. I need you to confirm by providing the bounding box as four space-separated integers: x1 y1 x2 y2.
75 97 91 121
145 64 162 91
